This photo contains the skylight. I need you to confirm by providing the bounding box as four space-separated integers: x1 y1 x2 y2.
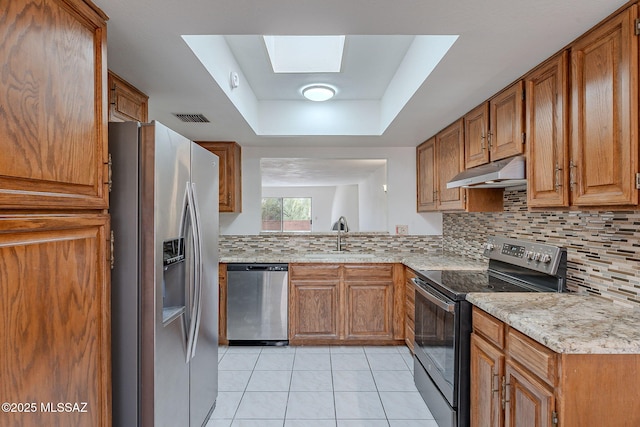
263 35 345 73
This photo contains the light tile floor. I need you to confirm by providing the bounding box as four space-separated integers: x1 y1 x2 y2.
208 345 438 427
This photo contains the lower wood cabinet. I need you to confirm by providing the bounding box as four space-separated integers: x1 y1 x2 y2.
218 263 228 345
471 306 640 427
404 268 416 353
0 214 111 427
289 263 404 345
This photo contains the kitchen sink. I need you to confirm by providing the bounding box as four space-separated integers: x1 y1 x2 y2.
304 252 377 259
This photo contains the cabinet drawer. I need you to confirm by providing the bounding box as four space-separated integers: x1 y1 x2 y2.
472 307 504 349
290 263 340 280
507 327 557 387
344 264 394 281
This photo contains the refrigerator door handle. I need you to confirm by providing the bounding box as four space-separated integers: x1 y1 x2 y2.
189 182 204 359
178 183 191 354
185 181 201 363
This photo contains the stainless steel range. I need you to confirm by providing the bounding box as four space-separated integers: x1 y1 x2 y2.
412 236 567 427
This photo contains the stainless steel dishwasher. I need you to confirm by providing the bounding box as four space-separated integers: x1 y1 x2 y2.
226 263 289 345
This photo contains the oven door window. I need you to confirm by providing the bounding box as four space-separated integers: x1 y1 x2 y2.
415 286 456 405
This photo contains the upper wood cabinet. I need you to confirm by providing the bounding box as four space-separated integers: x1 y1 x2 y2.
464 103 490 169
108 70 149 123
416 137 437 211
0 214 111 427
195 141 242 212
570 3 638 207
489 81 526 162
417 120 504 213
436 119 467 210
0 0 109 210
463 82 524 170
526 52 570 208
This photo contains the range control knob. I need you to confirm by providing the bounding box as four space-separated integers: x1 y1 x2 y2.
540 254 552 263
532 252 541 261
525 250 534 260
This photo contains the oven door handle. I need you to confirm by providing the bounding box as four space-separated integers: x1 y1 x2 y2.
411 278 456 313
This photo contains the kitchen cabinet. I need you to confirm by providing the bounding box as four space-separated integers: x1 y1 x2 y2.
289 263 404 345
464 103 490 169
471 306 640 427
0 1 111 426
569 3 638 207
464 81 524 170
0 214 111 427
289 264 341 342
527 4 639 208
218 263 228 345
108 70 149 123
416 120 504 213
195 141 242 213
0 0 109 210
416 137 437 211
525 52 570 208
404 268 416 353
489 81 525 162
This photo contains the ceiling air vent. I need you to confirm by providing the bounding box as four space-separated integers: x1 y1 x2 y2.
173 113 210 123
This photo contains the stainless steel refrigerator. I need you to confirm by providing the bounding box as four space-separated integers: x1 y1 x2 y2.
109 121 219 427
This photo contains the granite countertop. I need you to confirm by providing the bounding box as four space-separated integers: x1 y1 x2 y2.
220 252 488 271
467 292 640 354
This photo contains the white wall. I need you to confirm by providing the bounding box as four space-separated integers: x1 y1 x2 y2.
262 186 336 232
220 145 443 235
331 184 360 231
358 165 388 231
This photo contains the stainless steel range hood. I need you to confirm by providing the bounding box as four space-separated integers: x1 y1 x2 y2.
446 155 526 189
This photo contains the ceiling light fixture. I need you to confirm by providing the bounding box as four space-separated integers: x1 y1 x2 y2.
302 85 336 102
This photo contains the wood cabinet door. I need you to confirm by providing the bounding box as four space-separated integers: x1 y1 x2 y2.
490 81 525 161
404 273 416 352
416 137 437 212
526 52 570 208
0 214 111 427
0 0 109 210
196 142 242 213
108 70 149 123
504 362 555 427
570 4 638 206
218 263 228 345
436 119 465 211
465 103 490 169
344 281 393 340
289 281 340 341
470 334 504 427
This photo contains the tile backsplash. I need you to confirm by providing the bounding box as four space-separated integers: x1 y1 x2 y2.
220 233 443 256
443 189 640 307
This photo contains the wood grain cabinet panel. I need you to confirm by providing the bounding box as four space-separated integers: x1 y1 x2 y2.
504 362 555 427
289 281 340 340
404 268 416 352
195 141 242 213
0 0 109 210
344 282 393 340
0 214 111 427
218 263 228 345
464 103 491 169
470 333 504 427
436 119 466 211
416 137 437 212
526 52 570 208
108 70 148 123
570 4 638 206
489 81 525 162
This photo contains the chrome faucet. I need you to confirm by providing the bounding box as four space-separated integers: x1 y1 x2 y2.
336 216 349 252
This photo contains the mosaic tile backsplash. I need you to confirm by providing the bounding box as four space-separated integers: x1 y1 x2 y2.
443 189 640 307
219 233 443 256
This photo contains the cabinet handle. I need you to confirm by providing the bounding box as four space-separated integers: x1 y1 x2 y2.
487 131 493 151
554 163 562 191
433 190 438 202
569 160 577 191
480 133 486 150
491 373 500 394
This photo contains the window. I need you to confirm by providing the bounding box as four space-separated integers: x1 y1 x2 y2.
261 197 312 232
